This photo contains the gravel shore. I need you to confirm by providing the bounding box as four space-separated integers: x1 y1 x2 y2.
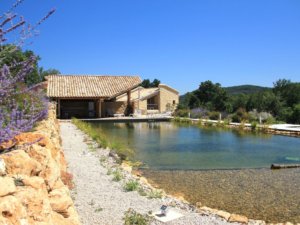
60 121 242 225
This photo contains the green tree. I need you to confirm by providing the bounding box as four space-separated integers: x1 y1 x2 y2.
188 93 201 108
150 78 160 87
273 79 291 94
272 79 300 122
39 68 60 80
141 79 151 88
290 104 300 124
230 94 249 112
246 91 280 114
0 45 60 86
0 45 40 86
178 92 192 109
195 80 228 111
273 79 300 106
141 78 161 88
283 83 300 106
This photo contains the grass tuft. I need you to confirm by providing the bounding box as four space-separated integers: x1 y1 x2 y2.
123 180 139 192
106 168 113 175
112 169 123 182
94 207 103 213
137 187 147 196
147 189 163 199
123 208 151 225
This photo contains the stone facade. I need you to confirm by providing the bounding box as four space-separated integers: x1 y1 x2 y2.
158 84 179 113
0 105 81 225
118 84 179 115
101 101 127 116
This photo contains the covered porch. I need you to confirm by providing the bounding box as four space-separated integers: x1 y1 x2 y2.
56 91 134 119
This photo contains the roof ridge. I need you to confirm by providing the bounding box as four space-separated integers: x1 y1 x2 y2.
48 74 140 77
47 74 142 98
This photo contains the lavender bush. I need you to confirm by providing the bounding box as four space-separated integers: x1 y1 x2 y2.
190 107 208 119
0 1 55 146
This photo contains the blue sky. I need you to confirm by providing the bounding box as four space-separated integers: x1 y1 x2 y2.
2 0 300 94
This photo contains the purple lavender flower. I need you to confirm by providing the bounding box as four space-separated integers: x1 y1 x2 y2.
0 1 54 147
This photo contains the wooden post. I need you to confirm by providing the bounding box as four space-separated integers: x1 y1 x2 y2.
127 91 131 105
126 91 132 116
99 99 102 118
57 99 60 119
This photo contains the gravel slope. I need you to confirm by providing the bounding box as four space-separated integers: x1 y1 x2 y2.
60 121 241 225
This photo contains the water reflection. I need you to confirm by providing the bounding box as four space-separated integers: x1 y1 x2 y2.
90 122 300 170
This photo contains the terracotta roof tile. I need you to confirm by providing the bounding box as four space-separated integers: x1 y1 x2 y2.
47 75 142 98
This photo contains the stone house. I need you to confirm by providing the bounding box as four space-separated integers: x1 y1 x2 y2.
116 84 179 115
46 75 179 119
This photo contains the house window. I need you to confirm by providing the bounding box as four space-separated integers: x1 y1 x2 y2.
173 100 176 105
147 97 158 110
147 97 155 105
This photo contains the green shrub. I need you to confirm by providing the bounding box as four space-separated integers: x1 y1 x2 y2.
264 116 276 125
174 109 190 117
123 180 139 192
277 107 293 123
216 121 225 128
238 122 245 130
223 118 231 125
180 118 191 123
205 121 214 127
172 117 181 122
137 187 147 196
107 168 113 175
172 117 191 124
147 189 163 199
251 121 257 131
123 208 151 225
112 169 123 182
208 111 220 120
231 108 249 123
197 119 203 126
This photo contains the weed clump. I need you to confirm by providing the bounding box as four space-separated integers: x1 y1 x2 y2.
112 169 123 182
123 208 151 225
147 189 163 199
123 180 139 192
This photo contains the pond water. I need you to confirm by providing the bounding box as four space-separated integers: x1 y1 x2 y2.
89 121 300 223
90 122 300 170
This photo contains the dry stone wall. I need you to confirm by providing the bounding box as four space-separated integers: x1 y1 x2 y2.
0 106 81 225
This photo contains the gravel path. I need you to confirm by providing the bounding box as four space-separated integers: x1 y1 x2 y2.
60 121 241 225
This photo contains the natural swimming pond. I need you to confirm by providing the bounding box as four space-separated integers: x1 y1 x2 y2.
89 121 300 223
90 121 300 170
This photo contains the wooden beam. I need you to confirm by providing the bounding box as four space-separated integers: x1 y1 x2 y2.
127 91 131 105
57 99 60 118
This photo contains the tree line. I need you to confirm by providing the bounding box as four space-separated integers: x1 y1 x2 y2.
177 79 300 124
1 44 60 86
